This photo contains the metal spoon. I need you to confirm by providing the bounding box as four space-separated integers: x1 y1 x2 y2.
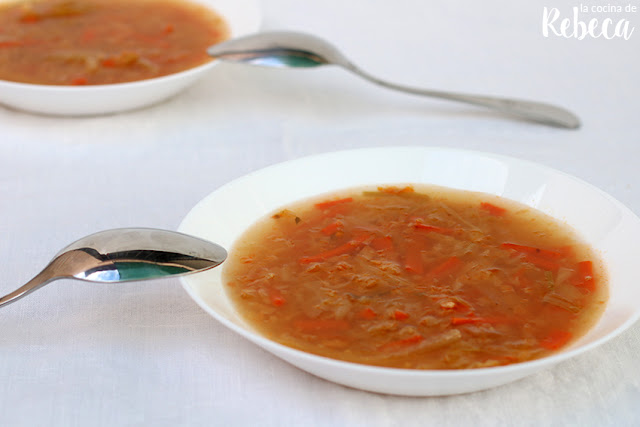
208 31 580 129
0 228 226 308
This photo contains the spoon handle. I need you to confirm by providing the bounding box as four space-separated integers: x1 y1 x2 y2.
345 65 580 129
0 270 55 308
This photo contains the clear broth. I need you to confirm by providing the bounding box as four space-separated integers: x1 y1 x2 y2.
223 185 608 369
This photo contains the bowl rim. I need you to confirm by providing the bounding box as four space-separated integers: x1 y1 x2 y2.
179 145 640 378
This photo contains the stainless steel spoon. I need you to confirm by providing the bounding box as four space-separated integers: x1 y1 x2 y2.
0 228 226 308
208 31 580 129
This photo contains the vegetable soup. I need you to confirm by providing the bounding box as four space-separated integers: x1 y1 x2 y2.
223 185 608 370
0 0 229 85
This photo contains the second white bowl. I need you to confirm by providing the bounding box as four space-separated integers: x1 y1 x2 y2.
0 0 261 116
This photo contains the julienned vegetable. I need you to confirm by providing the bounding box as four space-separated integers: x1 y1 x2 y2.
223 185 608 369
0 0 229 85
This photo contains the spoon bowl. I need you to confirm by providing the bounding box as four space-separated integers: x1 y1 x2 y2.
208 31 581 128
0 228 227 308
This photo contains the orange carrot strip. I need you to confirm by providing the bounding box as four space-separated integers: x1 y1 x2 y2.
71 77 88 85
360 307 377 320
404 239 425 274
294 319 350 332
414 222 455 235
309 201 352 221
320 221 342 236
299 233 369 264
101 58 116 67
0 41 25 48
269 288 286 307
324 204 349 218
429 256 462 277
314 197 353 210
571 260 595 292
378 186 414 194
480 202 507 216
540 330 572 350
271 295 285 307
394 310 409 320
20 13 40 23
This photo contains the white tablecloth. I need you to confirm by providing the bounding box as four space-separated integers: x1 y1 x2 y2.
1 0 639 425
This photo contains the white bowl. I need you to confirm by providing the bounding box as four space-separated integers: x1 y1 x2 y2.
0 0 261 116
178 147 640 396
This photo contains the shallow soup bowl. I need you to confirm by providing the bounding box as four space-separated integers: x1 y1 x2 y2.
178 146 640 396
0 0 261 115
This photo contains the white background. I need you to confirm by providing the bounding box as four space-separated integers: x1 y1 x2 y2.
1 0 638 425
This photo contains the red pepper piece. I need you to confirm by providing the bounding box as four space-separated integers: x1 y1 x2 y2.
414 222 455 235
480 202 507 216
394 310 409 320
70 77 88 85
320 221 342 236
314 197 353 210
299 233 370 264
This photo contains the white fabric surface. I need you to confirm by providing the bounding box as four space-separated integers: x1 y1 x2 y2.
1 0 639 425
